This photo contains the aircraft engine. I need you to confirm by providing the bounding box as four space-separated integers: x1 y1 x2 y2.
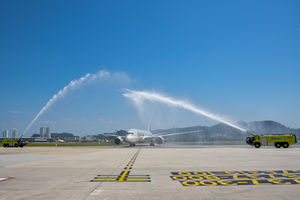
155 136 164 144
114 137 123 145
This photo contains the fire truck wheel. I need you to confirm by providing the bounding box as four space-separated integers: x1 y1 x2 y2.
275 143 281 148
254 142 261 148
282 143 289 148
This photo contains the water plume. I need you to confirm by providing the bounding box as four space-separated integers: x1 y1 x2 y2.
123 89 246 132
22 70 111 136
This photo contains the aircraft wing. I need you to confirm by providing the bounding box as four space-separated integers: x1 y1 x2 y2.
103 134 126 139
143 130 201 140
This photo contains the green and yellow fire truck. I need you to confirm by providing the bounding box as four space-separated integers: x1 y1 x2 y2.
0 138 27 147
246 132 297 148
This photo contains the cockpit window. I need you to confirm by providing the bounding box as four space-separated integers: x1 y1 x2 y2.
128 132 134 135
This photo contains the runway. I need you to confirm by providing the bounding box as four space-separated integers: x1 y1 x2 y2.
0 145 300 200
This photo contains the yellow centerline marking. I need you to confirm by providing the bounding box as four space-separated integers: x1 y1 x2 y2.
91 149 150 182
118 171 129 182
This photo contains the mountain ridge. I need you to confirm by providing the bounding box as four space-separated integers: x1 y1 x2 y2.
152 120 300 142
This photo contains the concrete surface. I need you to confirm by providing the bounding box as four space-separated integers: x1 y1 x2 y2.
0 145 300 200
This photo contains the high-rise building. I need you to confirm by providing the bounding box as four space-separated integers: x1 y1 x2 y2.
12 128 18 138
46 127 51 139
2 130 8 138
40 127 45 137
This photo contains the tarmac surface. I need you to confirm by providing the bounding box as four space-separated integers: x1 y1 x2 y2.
0 145 300 200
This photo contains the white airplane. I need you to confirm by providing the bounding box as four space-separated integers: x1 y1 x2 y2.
113 125 200 147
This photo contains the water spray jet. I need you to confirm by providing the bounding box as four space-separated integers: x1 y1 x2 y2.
123 89 246 132
22 70 111 137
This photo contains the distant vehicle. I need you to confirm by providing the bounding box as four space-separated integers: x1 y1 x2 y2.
112 124 199 147
57 137 64 143
1 138 27 148
246 132 297 148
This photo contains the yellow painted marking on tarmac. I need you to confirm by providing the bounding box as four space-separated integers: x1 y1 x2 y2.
94 175 150 181
92 180 150 182
121 180 150 182
97 175 149 177
251 180 272 185
91 148 151 183
98 174 120 176
218 180 238 186
126 177 150 179
178 179 300 186
199 181 218 186
171 173 300 181
293 179 300 183
122 175 150 176
172 170 300 176
118 171 129 182
181 181 200 186
236 181 249 184
171 170 300 186
268 179 292 184
95 177 119 179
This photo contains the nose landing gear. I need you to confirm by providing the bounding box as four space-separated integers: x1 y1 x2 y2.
129 143 136 147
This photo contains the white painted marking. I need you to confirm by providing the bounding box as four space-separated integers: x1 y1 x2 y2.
0 177 12 182
90 189 102 196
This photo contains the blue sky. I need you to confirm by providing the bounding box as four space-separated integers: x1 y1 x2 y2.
0 0 299 136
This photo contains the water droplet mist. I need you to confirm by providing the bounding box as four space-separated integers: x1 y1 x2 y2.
123 89 246 132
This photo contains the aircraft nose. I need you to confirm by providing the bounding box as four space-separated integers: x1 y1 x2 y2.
126 134 131 141
126 134 136 142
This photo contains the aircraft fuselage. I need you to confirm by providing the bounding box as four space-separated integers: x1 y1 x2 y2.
125 129 152 143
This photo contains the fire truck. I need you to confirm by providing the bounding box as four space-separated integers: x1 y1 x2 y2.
0 138 27 147
246 132 297 148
